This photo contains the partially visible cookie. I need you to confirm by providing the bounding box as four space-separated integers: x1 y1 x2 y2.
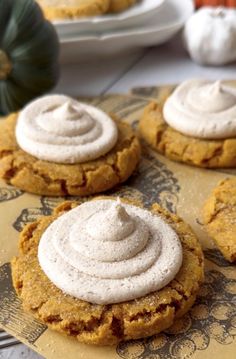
36 0 137 20
108 0 136 13
139 101 236 168
0 113 140 197
36 0 110 20
203 178 236 262
11 198 204 345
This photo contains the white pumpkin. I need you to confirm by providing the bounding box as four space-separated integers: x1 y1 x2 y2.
183 7 236 66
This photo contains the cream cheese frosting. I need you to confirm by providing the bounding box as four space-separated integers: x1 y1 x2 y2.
38 199 183 305
15 95 118 164
163 79 236 139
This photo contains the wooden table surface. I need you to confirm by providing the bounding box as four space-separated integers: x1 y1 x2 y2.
2 33 236 359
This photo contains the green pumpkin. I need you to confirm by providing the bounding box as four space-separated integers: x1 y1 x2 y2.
0 0 60 115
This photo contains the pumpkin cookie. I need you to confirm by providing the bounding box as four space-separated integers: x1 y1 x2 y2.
108 0 136 13
139 80 236 168
36 0 110 20
11 197 204 345
0 95 141 196
203 178 236 263
37 0 137 20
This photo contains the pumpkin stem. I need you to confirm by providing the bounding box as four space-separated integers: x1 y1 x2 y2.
0 50 12 80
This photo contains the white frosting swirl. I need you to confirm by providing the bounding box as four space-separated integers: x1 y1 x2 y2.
163 79 236 139
15 95 118 164
38 199 183 305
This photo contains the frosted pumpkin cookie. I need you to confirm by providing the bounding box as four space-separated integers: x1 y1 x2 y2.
139 80 236 168
36 0 137 20
11 197 204 345
203 178 236 263
0 95 140 196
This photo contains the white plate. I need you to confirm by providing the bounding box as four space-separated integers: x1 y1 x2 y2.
54 0 166 38
60 0 194 64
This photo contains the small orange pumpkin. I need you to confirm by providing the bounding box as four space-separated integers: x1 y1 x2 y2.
195 0 236 7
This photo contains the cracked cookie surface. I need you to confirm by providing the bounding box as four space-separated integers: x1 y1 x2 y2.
203 178 236 262
139 102 236 168
11 198 204 345
36 0 137 20
0 114 140 196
